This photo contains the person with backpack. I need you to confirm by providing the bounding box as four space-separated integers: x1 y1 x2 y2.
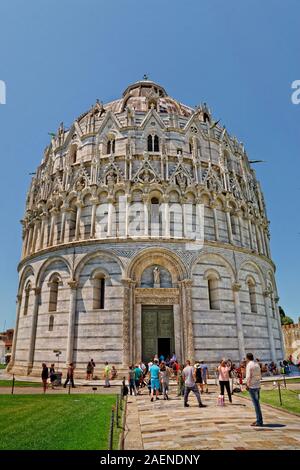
182 360 206 408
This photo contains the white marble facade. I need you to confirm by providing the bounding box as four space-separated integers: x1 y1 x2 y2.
9 80 284 377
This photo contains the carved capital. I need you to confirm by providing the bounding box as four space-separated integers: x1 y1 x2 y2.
263 289 271 298
68 280 78 290
232 282 241 292
179 279 193 288
121 278 136 288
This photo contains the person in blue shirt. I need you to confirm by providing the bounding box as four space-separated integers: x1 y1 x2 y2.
150 359 160 402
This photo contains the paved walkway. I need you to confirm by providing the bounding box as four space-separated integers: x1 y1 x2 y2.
124 386 300 450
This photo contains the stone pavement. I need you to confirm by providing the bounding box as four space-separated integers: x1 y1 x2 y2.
124 386 300 450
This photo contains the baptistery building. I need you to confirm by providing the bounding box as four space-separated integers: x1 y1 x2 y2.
9 79 284 376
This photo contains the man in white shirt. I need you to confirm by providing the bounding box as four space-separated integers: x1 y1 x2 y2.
246 352 263 427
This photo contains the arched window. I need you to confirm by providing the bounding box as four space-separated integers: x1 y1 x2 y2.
147 135 159 152
247 279 257 313
69 144 78 164
231 213 237 235
205 273 220 310
24 282 31 316
49 315 54 332
147 135 153 152
107 138 115 154
150 197 161 236
189 141 193 154
92 273 105 310
203 112 210 123
48 275 60 312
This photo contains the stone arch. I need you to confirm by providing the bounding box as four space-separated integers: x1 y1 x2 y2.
237 259 266 291
18 265 35 295
74 249 125 282
191 252 236 281
127 247 188 286
203 268 222 281
36 256 71 288
90 266 113 286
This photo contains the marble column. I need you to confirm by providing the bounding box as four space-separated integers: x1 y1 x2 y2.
26 224 34 255
180 279 195 362
59 209 67 243
27 287 41 373
75 204 82 240
34 219 42 251
237 211 245 247
255 224 262 254
107 197 114 237
163 198 170 238
7 294 22 371
263 290 277 362
248 217 254 250
225 209 234 244
65 280 78 366
39 214 47 250
90 198 98 238
143 198 149 237
259 225 267 256
211 203 219 241
121 279 133 367
275 296 285 359
49 208 58 246
232 283 246 360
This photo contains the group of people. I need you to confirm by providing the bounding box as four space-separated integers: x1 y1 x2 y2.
41 362 75 392
124 352 264 427
41 351 264 427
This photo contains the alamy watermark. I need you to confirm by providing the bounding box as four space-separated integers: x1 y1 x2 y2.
94 196 205 252
291 80 300 104
0 80 6 104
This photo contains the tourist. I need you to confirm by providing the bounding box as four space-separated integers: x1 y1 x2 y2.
160 361 171 400
134 364 142 393
103 361 111 387
200 360 209 393
217 359 232 403
182 360 206 408
170 352 177 365
91 358 96 378
110 365 118 380
86 361 93 380
139 361 147 387
194 361 203 393
159 354 165 363
245 352 263 427
63 362 75 388
128 365 137 396
122 376 129 397
150 359 160 402
41 363 49 393
172 360 180 377
177 364 185 397
49 363 56 389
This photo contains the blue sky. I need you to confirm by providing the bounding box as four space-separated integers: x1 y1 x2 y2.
0 0 299 328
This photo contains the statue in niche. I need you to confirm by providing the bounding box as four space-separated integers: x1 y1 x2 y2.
153 266 161 287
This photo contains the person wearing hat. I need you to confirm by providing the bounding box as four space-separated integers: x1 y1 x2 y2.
194 360 203 393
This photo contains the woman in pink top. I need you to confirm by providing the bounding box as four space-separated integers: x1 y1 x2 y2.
217 360 232 403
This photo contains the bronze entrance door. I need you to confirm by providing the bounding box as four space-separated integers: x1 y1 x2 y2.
141 305 174 363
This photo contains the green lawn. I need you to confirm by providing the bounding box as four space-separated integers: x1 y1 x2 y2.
0 394 120 450
0 364 7 369
242 389 300 415
0 379 42 387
